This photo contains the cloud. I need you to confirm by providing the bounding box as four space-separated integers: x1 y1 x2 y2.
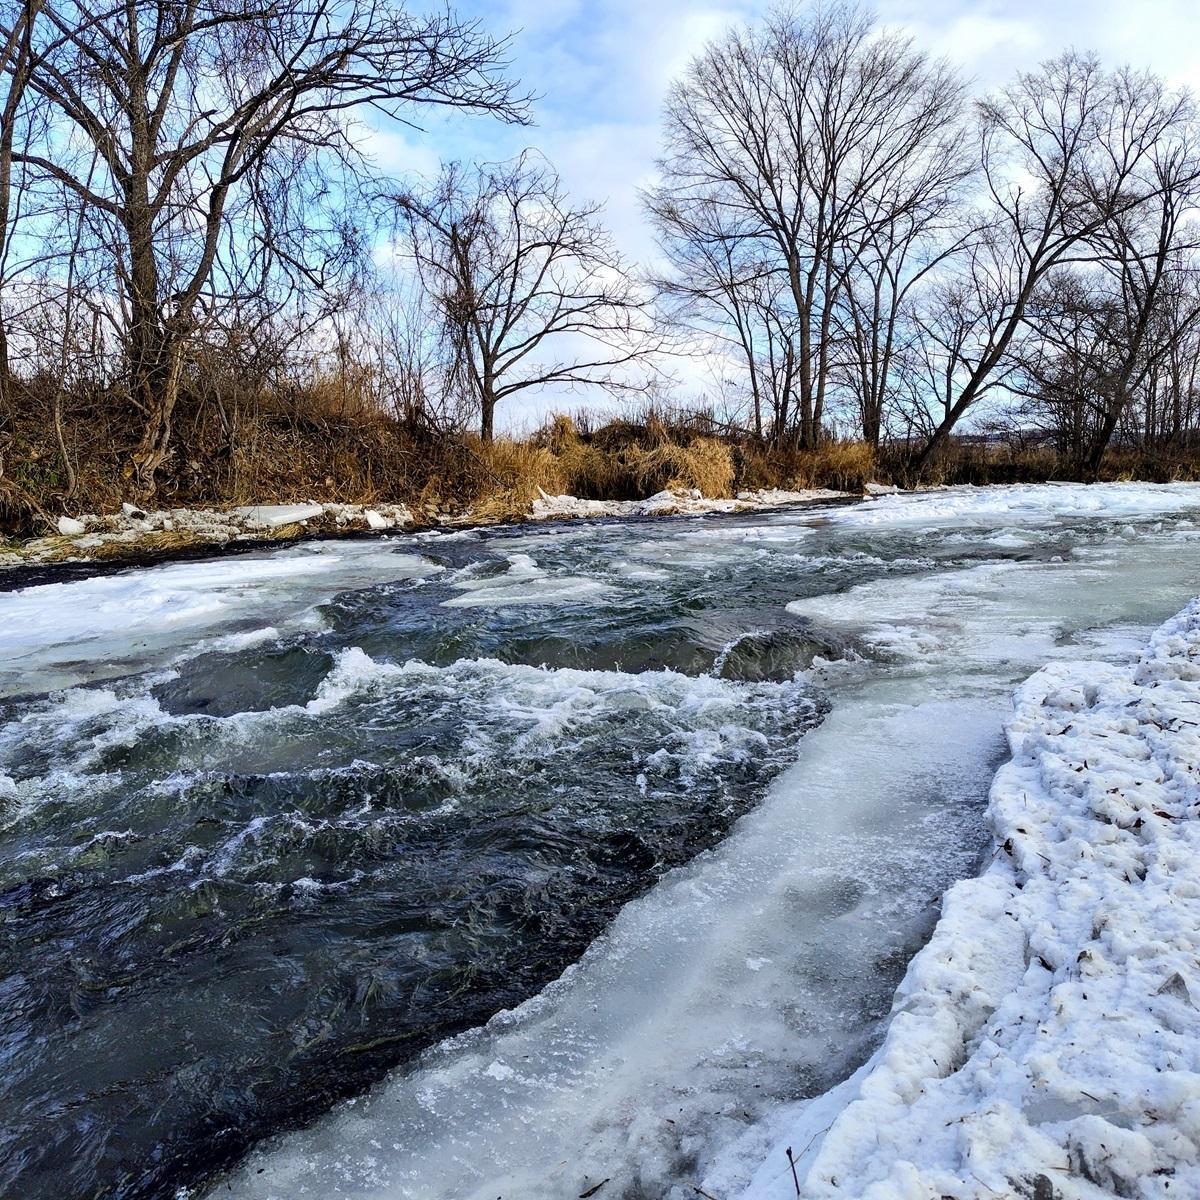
354 123 443 183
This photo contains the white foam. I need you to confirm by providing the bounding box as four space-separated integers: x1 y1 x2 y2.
441 553 612 608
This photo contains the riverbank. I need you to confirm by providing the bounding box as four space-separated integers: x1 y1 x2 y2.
742 598 1200 1198
0 485 861 574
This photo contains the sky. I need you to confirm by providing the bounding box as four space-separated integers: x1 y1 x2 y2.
366 0 1200 429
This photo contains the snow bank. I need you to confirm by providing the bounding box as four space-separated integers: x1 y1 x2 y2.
1 485 852 569
0 502 414 568
748 600 1200 1199
528 485 850 520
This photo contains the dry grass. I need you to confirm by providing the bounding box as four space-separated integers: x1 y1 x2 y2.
739 440 877 493
464 436 567 521
528 414 736 500
633 437 735 497
7 369 1200 541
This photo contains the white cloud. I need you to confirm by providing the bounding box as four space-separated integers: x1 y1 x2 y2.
354 123 443 182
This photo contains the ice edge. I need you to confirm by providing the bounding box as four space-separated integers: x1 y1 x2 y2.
743 598 1200 1199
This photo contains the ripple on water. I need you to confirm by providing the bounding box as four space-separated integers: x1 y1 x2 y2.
0 643 823 1200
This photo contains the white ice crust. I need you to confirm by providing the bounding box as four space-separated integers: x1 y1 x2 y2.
529 485 849 519
747 600 1200 1199
0 541 442 697
836 480 1200 526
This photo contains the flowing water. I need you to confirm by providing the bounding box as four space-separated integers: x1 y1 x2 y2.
2 484 1200 1200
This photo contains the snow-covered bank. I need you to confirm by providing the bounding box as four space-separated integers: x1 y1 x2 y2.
0 501 416 569
747 600 1200 1199
529 485 853 519
0 486 860 570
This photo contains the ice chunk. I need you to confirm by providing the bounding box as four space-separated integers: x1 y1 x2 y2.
233 503 325 528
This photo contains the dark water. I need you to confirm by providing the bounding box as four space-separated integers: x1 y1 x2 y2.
2 498 1196 1200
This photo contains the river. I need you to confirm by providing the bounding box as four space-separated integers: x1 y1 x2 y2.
2 483 1198 1199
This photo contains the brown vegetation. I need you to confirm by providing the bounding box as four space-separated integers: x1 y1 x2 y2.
7 377 1200 542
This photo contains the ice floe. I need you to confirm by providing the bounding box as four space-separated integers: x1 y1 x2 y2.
837 481 1200 528
0 542 443 696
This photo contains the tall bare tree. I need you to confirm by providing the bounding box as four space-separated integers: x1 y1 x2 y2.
646 192 799 443
394 150 659 441
909 54 1194 475
648 3 965 448
0 0 525 486
1076 82 1200 473
832 148 973 445
0 0 44 407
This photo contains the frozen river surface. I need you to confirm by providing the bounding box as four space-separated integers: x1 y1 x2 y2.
2 483 1199 1199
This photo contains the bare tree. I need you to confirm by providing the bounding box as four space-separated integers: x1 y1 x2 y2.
0 0 45 407
1006 272 1123 461
1144 275 1200 447
0 0 525 486
648 3 965 448
393 150 660 441
1075 80 1200 473
831 142 973 445
909 54 1194 475
646 191 799 443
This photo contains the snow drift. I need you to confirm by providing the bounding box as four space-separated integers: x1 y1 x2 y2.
749 599 1200 1199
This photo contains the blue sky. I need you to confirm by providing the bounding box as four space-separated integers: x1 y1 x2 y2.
365 0 1200 428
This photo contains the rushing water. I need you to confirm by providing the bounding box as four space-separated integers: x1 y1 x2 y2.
3 485 1200 1200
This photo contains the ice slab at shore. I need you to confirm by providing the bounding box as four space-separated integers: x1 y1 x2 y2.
745 600 1200 1199
838 480 1200 526
232 504 326 527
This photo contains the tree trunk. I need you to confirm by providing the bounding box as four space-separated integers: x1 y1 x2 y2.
0 324 11 416
133 334 184 491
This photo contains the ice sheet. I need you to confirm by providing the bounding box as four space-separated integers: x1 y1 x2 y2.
0 542 441 696
745 601 1200 1199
